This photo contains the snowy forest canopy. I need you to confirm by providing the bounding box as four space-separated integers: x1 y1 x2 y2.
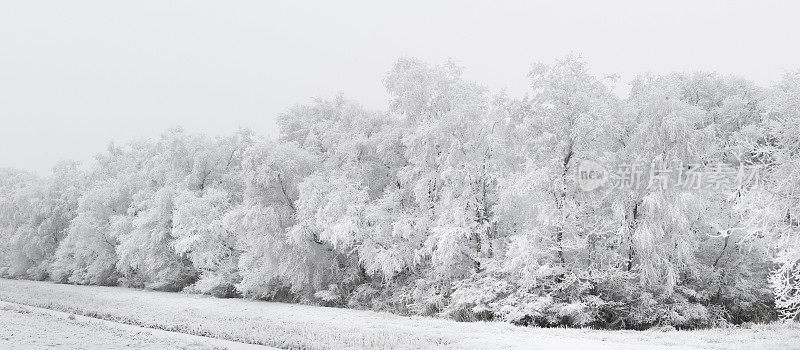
1 56 799 329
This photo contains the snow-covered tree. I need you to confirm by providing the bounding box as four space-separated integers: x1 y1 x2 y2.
0 162 85 280
734 71 800 320
171 129 254 296
234 140 321 299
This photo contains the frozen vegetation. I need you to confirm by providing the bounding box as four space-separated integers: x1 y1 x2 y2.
1 57 800 333
2 278 799 349
0 300 270 349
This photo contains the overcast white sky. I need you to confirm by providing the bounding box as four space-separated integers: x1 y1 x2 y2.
1 0 799 173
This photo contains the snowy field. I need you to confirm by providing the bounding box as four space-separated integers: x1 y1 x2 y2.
0 301 271 350
0 279 797 350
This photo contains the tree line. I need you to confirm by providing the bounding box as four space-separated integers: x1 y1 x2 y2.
1 56 798 329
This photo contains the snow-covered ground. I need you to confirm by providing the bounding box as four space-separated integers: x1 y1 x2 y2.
0 278 797 350
0 301 273 350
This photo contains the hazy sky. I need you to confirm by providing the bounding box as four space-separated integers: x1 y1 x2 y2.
2 0 799 173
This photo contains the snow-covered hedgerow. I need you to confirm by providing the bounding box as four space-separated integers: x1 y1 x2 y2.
3 278 800 349
0 57 798 328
